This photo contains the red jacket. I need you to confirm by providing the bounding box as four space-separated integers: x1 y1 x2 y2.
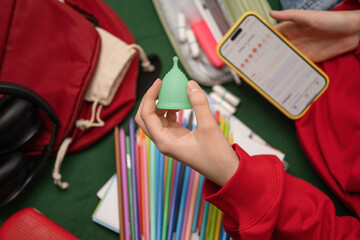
203 0 360 239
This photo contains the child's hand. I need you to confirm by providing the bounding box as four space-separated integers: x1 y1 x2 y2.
136 79 239 187
270 9 360 63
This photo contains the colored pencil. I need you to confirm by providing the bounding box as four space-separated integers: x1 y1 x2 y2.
174 164 186 227
172 121 188 238
224 118 230 138
120 128 131 240
229 132 233 145
220 115 225 131
114 127 125 240
208 205 218 240
215 110 220 123
185 171 200 240
166 161 183 240
164 156 168 195
126 136 135 240
206 205 214 240
139 129 146 237
136 133 143 238
197 197 205 233
155 148 160 238
162 157 174 240
214 116 229 239
180 169 195 240
174 165 191 240
150 140 156 240
156 151 164 240
141 138 150 240
169 110 183 213
177 110 183 125
215 211 223 239
146 136 151 185
192 175 204 232
220 224 227 240
129 119 140 240
169 159 177 209
199 201 210 240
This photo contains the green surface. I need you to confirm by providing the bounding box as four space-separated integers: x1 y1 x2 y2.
0 0 354 239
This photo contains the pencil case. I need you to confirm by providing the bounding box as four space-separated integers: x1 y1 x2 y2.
0 208 79 240
151 0 276 86
152 0 232 86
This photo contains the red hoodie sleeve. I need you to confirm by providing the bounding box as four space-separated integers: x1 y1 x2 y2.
203 144 360 239
295 0 360 217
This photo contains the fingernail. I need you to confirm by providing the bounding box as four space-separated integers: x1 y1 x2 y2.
188 81 200 93
152 78 160 86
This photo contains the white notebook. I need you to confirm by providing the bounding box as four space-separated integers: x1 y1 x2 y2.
92 174 120 233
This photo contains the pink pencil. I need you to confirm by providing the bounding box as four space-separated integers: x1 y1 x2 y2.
142 138 150 240
180 170 195 240
120 128 131 240
185 171 200 239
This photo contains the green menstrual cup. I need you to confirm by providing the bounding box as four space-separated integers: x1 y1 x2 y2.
157 56 192 110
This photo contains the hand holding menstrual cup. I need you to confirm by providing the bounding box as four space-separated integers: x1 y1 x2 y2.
136 59 240 187
157 56 192 110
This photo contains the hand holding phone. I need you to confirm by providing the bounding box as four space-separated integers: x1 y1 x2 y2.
217 12 329 119
270 9 360 63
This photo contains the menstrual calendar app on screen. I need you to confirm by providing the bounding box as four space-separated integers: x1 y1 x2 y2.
220 15 327 116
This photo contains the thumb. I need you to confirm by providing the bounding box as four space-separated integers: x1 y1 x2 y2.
187 80 215 128
270 9 310 25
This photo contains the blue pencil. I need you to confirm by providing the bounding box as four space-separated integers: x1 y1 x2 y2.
220 224 228 240
166 160 183 240
129 118 140 240
174 164 185 222
156 150 165 240
174 165 191 240
150 140 156 240
225 232 230 240
155 147 159 236
192 174 205 232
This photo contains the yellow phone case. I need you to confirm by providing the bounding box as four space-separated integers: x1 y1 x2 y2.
216 11 329 120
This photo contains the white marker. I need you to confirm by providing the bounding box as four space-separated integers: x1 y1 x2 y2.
177 13 187 42
209 92 236 114
212 84 241 107
186 29 200 58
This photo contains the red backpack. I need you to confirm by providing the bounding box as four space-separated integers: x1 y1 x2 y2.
0 0 152 193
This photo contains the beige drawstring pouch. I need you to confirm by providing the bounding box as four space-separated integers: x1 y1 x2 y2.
52 27 154 189
76 27 154 129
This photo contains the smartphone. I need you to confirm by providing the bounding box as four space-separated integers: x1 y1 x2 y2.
217 12 329 119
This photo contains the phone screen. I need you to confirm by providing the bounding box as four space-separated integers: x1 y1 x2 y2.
218 14 328 118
